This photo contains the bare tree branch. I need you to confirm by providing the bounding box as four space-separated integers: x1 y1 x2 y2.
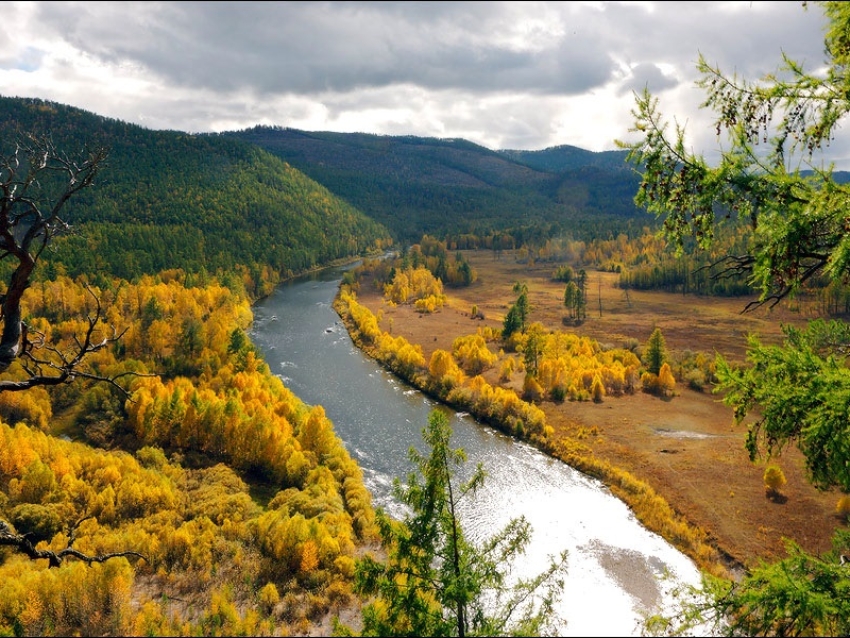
0 134 107 372
697 249 831 313
0 284 153 396
0 134 153 395
0 517 148 568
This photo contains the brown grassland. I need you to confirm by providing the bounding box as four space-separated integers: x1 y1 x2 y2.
351 249 847 575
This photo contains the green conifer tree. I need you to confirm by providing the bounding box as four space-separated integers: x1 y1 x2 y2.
622 2 850 634
353 409 568 637
644 327 667 376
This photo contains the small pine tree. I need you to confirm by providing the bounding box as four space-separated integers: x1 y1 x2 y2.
644 327 667 375
564 281 580 319
353 409 567 637
502 305 523 340
514 281 530 327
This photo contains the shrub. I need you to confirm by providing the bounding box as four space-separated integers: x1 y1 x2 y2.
684 368 706 392
591 375 605 403
522 374 544 403
550 384 567 403
499 356 516 382
657 363 676 396
763 465 787 498
258 582 280 615
641 371 658 394
836 495 850 520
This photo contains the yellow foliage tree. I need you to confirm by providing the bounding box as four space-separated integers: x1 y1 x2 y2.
591 375 605 403
657 362 676 397
384 266 445 307
499 356 516 382
428 349 466 393
452 334 497 375
300 539 320 574
763 465 787 499
522 374 545 403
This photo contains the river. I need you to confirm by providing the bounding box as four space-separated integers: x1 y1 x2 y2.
249 264 704 637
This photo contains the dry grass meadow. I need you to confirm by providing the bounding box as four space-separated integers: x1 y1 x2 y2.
352 249 846 572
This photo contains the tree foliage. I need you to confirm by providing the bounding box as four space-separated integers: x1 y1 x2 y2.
643 327 667 376
645 529 850 638
0 272 380 634
621 2 850 634
619 1 850 310
353 409 567 637
715 319 850 492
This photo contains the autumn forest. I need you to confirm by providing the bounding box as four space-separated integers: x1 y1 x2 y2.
3 14 850 630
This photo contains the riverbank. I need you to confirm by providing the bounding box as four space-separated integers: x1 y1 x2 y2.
334 283 732 580
254 267 702 636
336 249 845 576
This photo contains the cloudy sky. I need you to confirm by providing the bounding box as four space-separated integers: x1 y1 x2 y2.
1 2 843 166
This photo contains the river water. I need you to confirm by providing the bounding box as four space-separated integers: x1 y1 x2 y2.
249 265 704 636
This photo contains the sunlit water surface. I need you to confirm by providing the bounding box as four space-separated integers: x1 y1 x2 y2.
249 266 704 636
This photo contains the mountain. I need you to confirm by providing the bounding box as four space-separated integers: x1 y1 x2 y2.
0 96 391 286
221 127 647 245
498 144 632 173
0 95 651 284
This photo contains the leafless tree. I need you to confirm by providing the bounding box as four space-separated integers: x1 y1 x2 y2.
0 133 133 393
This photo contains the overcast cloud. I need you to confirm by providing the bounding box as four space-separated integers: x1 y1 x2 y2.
1 2 844 167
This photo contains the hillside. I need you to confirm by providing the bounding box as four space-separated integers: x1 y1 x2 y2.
498 144 633 173
0 96 392 286
221 126 647 245
0 92 847 637
0 95 395 636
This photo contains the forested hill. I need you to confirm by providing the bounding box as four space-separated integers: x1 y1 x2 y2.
498 144 633 173
220 126 647 246
0 96 392 288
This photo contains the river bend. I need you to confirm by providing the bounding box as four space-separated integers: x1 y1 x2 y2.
249 265 703 636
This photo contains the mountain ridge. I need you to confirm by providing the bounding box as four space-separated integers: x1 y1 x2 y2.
221 125 645 244
0 94 653 274
0 95 391 286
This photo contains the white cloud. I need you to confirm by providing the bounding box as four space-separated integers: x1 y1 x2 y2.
2 1 845 167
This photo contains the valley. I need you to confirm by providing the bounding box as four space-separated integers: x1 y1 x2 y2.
350 248 843 571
